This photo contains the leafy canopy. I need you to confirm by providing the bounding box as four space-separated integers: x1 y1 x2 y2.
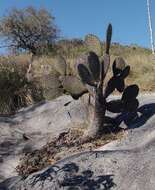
0 6 59 54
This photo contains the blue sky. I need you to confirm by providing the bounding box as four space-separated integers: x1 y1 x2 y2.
0 0 155 54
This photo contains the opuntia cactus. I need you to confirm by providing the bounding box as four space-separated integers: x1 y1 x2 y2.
104 57 130 98
106 84 139 113
85 34 102 56
76 24 139 141
61 76 87 99
53 55 67 76
53 55 88 99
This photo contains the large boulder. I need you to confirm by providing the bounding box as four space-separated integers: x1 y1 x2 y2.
0 95 89 182
0 94 155 190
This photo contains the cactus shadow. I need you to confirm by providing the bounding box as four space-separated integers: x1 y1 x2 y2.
30 162 116 189
114 103 155 129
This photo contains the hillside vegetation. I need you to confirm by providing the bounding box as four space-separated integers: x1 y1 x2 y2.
0 42 154 115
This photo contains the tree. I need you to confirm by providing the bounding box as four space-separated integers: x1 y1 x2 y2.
0 6 58 55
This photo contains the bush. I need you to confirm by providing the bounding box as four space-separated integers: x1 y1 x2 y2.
0 59 43 115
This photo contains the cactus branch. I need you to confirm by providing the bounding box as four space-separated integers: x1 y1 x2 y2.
105 23 112 54
88 52 100 81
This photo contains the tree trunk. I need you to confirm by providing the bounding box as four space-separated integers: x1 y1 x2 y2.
83 87 106 140
26 53 35 82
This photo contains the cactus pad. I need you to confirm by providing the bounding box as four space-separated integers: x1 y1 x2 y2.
106 100 123 113
115 79 125 92
112 57 126 76
120 85 139 112
104 77 116 98
122 84 139 101
88 51 100 81
77 64 95 86
53 56 67 76
123 99 139 112
62 76 87 99
85 34 102 56
110 58 130 93
105 24 112 54
121 66 130 79
40 74 63 100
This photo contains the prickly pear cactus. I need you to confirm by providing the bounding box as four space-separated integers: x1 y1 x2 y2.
105 24 112 54
61 76 87 99
77 51 104 87
39 74 63 100
106 84 139 113
104 57 130 98
75 24 139 140
121 84 139 112
51 56 87 99
113 57 126 70
53 56 67 76
78 24 112 90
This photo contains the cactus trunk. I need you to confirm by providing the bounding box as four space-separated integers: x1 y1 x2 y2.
84 87 106 139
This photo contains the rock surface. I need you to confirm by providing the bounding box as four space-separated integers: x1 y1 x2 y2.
0 94 155 190
0 95 89 182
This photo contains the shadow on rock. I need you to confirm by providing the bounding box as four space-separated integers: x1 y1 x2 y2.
114 103 155 129
30 162 116 190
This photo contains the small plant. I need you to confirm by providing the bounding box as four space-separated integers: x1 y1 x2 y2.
76 24 139 141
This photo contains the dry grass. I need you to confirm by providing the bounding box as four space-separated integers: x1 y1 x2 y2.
126 54 155 91
0 44 154 114
0 54 43 115
69 44 155 92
